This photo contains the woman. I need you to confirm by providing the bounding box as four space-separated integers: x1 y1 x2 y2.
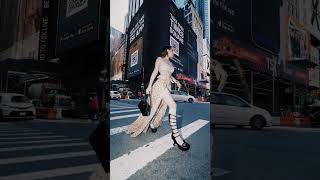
126 46 190 151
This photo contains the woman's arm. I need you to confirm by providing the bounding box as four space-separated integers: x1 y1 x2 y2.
170 76 178 84
147 57 161 88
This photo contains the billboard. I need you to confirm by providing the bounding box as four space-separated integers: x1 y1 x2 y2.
251 0 280 54
287 18 311 61
169 1 197 79
127 7 145 78
38 0 60 60
56 0 101 54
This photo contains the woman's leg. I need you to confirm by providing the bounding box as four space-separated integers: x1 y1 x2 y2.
161 90 189 148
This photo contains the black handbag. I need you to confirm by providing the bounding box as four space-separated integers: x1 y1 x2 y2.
89 112 109 173
138 94 151 116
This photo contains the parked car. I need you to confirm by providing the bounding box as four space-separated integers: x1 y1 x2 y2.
0 93 35 121
211 92 272 130
170 90 196 103
110 91 121 100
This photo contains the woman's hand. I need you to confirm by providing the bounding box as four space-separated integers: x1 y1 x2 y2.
176 81 181 89
146 86 151 94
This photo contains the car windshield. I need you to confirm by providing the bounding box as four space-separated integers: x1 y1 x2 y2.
180 91 188 96
11 96 30 103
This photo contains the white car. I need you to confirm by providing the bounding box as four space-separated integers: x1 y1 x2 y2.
110 91 121 100
170 90 196 103
211 92 272 130
0 93 35 121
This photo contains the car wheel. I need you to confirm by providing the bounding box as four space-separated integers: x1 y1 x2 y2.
188 98 193 103
250 116 265 130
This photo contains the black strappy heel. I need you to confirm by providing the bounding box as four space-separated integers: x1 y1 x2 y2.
169 114 190 151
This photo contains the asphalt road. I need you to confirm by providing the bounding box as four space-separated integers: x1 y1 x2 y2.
213 125 320 180
0 117 105 180
110 99 210 180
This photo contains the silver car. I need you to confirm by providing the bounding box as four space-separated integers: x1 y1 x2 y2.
211 92 272 130
0 93 35 121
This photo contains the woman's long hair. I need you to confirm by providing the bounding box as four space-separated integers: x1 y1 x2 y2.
160 46 172 58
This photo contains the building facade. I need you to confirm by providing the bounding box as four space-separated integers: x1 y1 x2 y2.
0 0 42 60
125 0 198 95
184 0 204 83
128 0 144 25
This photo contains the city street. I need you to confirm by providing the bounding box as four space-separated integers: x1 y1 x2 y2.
213 126 320 180
0 118 103 180
110 99 210 180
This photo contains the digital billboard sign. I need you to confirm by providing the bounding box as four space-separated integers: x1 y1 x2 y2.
56 0 101 54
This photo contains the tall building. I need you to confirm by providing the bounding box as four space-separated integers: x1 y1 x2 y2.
128 0 144 25
126 0 198 95
195 0 209 40
184 0 204 82
110 27 124 56
174 0 209 40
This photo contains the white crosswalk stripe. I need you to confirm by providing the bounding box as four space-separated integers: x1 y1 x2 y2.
111 107 137 110
110 113 140 120
0 163 101 180
0 142 89 152
110 109 140 114
110 119 209 180
0 138 82 145
0 135 66 140
0 132 53 137
110 101 210 179
0 123 100 179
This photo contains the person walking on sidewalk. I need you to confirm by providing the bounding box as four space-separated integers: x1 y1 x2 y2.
88 95 99 123
126 46 190 151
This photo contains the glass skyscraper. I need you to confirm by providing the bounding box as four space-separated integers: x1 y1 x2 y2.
173 0 209 40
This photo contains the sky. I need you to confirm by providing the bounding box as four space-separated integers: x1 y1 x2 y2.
110 0 129 33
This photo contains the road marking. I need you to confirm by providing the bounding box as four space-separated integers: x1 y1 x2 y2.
0 163 101 180
0 135 66 141
0 142 89 152
111 109 140 114
0 150 95 165
0 138 83 145
111 114 140 120
0 128 39 132
212 168 232 176
110 104 137 108
35 119 91 124
111 107 137 110
0 128 33 132
0 132 53 137
110 125 129 136
110 115 183 136
110 119 209 180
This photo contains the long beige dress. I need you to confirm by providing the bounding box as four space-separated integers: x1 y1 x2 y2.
126 57 177 137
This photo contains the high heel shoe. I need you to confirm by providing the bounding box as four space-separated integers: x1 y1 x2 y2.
169 114 190 151
171 134 190 151
150 127 157 133
150 124 157 133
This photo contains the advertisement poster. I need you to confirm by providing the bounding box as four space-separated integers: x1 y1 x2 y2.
127 37 143 78
66 0 88 17
127 7 145 78
287 21 310 61
56 0 100 54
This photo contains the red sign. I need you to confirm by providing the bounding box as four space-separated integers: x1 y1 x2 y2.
176 73 193 84
215 38 267 68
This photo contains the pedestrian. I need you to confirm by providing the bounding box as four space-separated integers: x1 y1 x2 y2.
126 46 190 151
88 95 99 123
